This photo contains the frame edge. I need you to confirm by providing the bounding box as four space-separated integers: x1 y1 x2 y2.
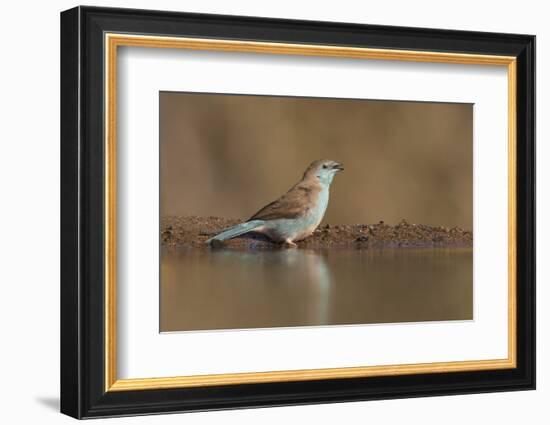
60 6 83 420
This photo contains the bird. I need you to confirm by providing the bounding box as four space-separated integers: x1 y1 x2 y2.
206 159 344 247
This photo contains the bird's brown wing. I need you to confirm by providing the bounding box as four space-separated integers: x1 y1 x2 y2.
249 182 319 221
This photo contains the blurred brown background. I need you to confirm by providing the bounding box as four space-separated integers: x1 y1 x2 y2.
160 92 472 230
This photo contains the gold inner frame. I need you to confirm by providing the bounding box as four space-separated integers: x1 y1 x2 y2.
104 33 517 392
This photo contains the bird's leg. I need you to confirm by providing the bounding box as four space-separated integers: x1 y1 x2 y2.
283 239 298 248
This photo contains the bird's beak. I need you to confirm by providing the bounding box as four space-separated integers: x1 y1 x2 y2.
333 163 344 171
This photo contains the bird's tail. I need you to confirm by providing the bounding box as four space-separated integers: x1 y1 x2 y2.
205 220 264 244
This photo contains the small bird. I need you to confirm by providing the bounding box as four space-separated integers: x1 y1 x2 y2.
206 159 344 247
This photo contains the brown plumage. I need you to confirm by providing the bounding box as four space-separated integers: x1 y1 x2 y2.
249 181 321 221
249 159 337 221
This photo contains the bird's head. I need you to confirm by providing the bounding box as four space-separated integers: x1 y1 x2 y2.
303 159 344 185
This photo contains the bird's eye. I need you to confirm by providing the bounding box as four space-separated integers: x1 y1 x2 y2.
322 164 328 169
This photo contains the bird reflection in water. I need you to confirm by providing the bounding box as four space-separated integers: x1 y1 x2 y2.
160 247 472 332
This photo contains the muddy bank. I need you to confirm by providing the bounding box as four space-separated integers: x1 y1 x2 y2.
161 216 472 249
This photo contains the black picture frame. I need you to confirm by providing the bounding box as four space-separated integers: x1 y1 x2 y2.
61 5 535 419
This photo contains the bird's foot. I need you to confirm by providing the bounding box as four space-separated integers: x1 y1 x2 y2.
282 239 298 248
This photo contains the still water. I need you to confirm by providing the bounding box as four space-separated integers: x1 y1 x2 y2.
160 247 472 332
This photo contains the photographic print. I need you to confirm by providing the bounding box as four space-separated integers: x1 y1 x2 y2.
61 8 535 417
160 92 473 332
